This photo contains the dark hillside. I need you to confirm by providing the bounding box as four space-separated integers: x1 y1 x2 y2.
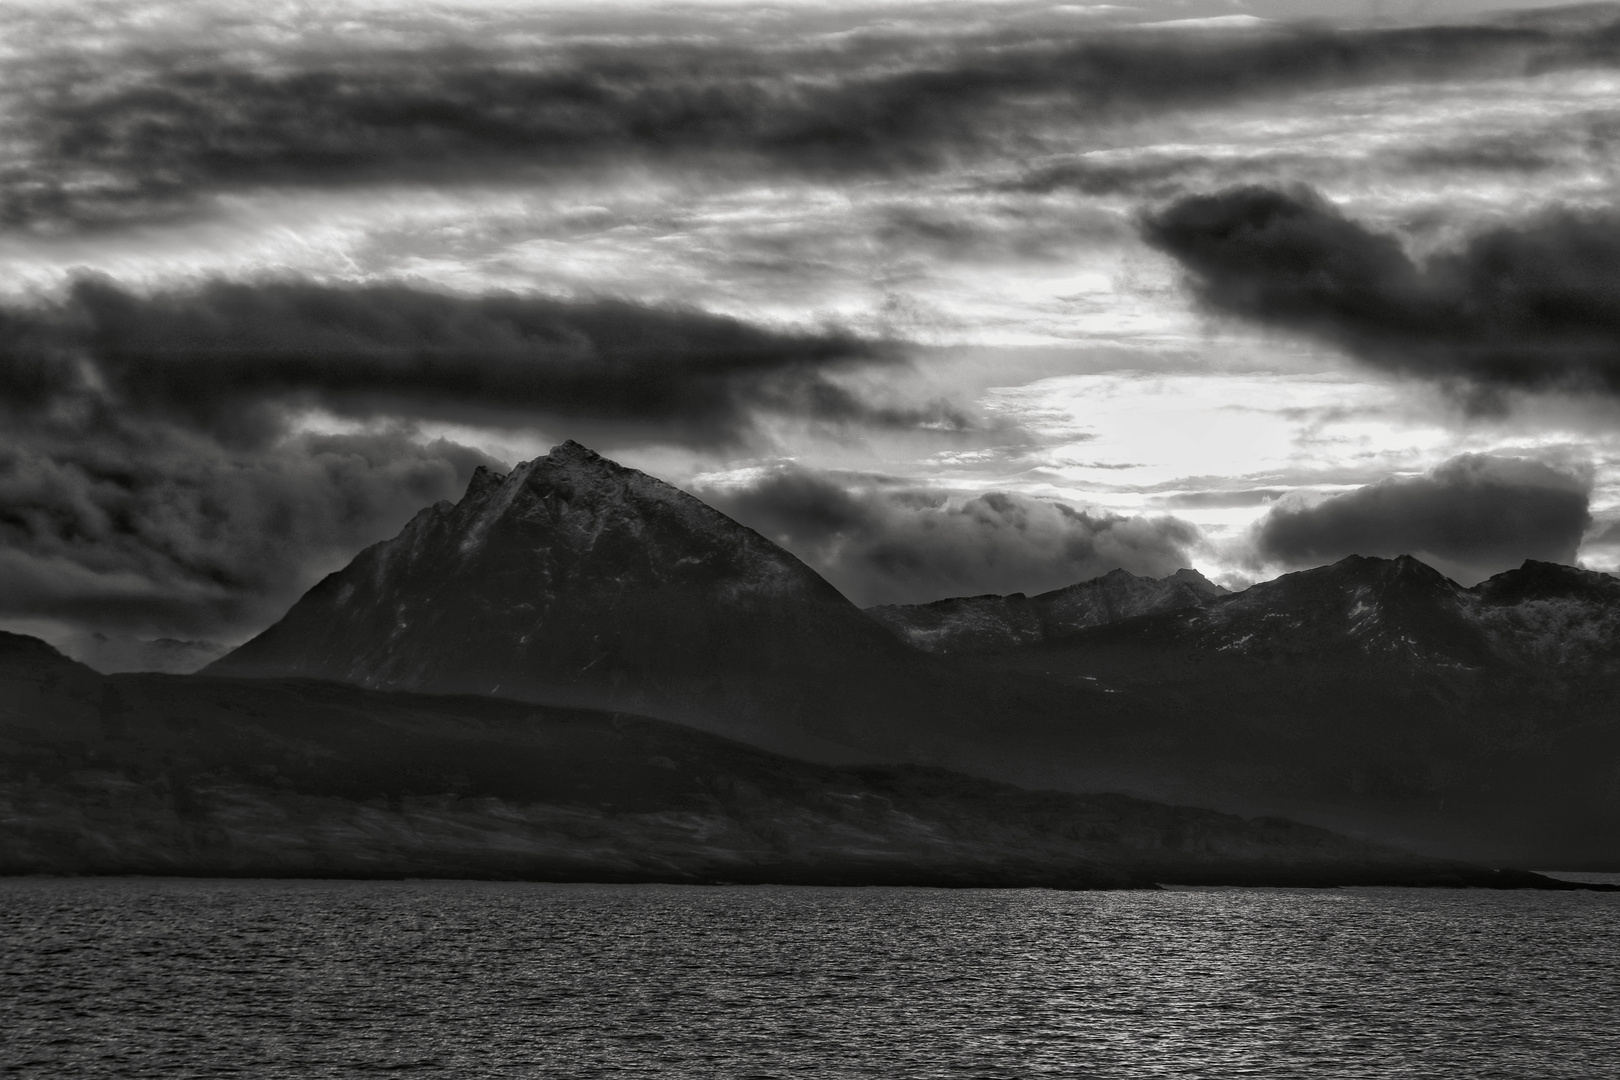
5 631 1562 888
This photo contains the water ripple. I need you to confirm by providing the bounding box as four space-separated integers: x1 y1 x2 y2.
1 880 1615 1078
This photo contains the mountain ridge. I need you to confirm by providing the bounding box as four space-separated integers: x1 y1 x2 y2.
1060 554 1620 676
866 552 1620 668
209 440 941 759
200 442 1620 865
865 566 1228 653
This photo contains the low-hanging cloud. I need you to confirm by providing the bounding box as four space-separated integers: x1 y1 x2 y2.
1253 453 1591 585
0 423 503 640
8 15 1618 228
699 464 1203 607
1143 185 1620 401
2 277 917 447
0 275 954 640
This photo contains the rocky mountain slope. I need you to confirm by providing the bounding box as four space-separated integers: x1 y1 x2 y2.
1079 554 1620 675
866 567 1226 653
209 441 940 758
203 444 1620 867
960 555 1620 866
7 631 1554 888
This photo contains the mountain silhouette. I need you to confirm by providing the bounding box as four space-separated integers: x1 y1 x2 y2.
1055 554 1620 675
956 555 1620 866
866 567 1226 653
210 441 938 758
205 444 1620 866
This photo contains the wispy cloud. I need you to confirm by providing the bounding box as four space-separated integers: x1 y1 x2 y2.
7 14 1617 230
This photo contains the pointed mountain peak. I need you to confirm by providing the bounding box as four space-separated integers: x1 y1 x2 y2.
533 440 638 486
208 442 909 748
1169 567 1227 596
549 438 600 460
534 439 614 480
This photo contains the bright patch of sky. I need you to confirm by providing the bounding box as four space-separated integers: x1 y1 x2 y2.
6 0 1618 590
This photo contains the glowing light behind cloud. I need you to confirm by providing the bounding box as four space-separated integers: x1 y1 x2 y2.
4 0 1619 641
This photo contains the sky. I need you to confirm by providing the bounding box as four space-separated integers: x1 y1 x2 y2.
3 0 1619 659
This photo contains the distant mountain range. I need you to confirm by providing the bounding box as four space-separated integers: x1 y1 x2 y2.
202 440 1620 867
945 554 1620 867
7 440 1618 881
1071 553 1620 675
866 567 1227 653
870 551 1620 674
201 441 1620 867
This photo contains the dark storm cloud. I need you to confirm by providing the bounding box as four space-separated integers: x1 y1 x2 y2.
0 278 913 446
1143 186 1620 401
8 15 1620 228
699 465 1202 606
1253 454 1591 583
0 277 945 636
0 423 503 638
0 310 82 407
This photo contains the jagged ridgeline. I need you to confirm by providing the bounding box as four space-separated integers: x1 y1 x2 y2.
940 554 1620 867
866 567 1228 653
202 441 1620 867
209 441 945 758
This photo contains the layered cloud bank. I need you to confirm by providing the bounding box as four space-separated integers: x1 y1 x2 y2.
1145 187 1620 402
10 13 1617 231
1252 454 1592 585
0 274 914 637
702 465 1202 606
2 278 907 445
0 426 498 637
3 0 1620 649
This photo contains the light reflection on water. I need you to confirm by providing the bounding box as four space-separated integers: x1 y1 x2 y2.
2 879 1616 1078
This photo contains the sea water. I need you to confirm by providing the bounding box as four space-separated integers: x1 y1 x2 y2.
2 878 1616 1078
